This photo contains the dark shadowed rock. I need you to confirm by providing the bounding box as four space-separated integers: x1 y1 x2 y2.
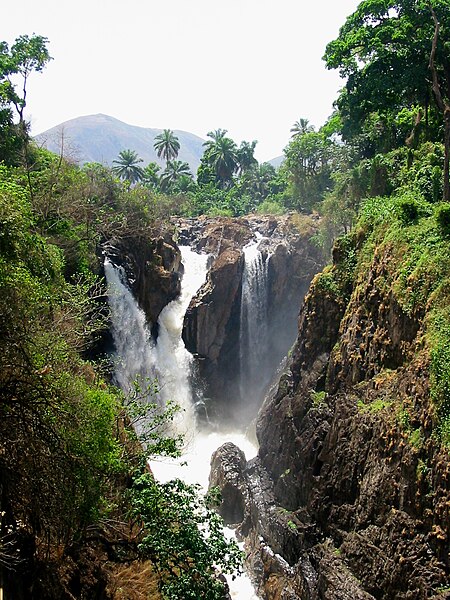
181 214 324 423
211 232 450 598
103 232 182 326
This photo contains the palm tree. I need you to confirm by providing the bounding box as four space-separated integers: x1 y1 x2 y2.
202 131 238 188
142 162 161 190
237 140 258 175
112 149 144 183
290 118 314 138
242 162 276 201
153 129 180 166
203 129 228 151
160 160 192 191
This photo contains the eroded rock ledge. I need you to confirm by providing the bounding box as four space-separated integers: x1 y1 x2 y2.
103 231 182 326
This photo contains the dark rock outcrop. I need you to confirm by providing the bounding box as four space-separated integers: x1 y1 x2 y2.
181 214 324 423
103 232 182 326
210 236 450 598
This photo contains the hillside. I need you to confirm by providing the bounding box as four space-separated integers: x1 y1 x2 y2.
34 113 205 173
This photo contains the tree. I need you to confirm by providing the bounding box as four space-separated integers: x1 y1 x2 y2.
112 149 144 183
201 130 239 189
129 475 242 599
0 34 51 166
284 130 333 211
160 159 192 192
237 140 258 175
142 161 161 190
290 117 313 138
153 129 180 166
323 0 450 200
0 35 51 127
240 162 276 204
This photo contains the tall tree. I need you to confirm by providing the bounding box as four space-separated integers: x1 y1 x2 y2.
201 130 238 189
284 130 333 211
290 118 313 138
323 0 450 200
237 140 258 175
112 149 144 183
141 161 161 190
153 129 180 166
0 34 51 166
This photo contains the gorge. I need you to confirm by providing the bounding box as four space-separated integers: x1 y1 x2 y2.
105 212 450 599
103 214 323 598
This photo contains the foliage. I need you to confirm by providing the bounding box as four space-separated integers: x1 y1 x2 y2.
201 130 239 189
436 202 450 235
160 160 193 193
129 475 243 599
428 309 450 447
0 34 51 165
283 127 334 211
112 149 145 183
154 129 180 165
323 0 450 200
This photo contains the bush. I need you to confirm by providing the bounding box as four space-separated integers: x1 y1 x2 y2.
256 199 286 215
436 203 450 235
398 197 419 224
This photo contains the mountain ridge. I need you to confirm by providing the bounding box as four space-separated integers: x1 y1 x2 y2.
34 113 206 173
35 113 284 173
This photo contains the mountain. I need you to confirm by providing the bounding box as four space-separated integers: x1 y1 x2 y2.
268 155 284 168
34 114 206 174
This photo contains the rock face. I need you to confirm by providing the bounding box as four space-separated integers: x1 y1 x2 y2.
210 234 450 599
181 215 323 423
103 232 182 327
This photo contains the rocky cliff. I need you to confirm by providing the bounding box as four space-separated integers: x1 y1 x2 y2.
210 223 450 599
103 230 182 328
180 214 323 424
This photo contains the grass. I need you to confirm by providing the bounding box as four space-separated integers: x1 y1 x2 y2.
346 194 450 446
357 398 393 414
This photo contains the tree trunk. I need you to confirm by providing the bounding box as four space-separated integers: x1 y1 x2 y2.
444 108 450 202
429 7 450 202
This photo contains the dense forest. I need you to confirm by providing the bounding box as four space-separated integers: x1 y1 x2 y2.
0 0 449 598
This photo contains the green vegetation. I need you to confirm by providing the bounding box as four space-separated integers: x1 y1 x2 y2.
357 398 393 414
2 0 450 592
0 35 242 598
112 148 145 183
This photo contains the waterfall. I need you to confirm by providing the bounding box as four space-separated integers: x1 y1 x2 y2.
105 245 259 599
104 258 156 395
151 247 209 434
239 234 270 412
105 247 208 431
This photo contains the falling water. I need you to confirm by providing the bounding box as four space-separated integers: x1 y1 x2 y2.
104 258 156 394
105 246 259 599
239 234 270 411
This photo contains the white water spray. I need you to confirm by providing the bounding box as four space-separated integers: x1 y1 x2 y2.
104 258 156 394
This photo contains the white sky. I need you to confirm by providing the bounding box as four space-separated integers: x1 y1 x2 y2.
4 0 359 162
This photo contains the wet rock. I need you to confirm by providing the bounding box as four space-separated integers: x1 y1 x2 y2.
103 233 182 325
181 214 324 423
209 442 248 525
214 232 450 598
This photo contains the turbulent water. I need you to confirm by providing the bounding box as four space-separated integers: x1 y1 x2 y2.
105 246 259 599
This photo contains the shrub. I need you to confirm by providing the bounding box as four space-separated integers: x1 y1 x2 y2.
436 203 450 235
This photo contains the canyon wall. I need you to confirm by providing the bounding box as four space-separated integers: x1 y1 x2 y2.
210 232 450 599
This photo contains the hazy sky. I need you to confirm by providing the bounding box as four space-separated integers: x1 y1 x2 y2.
5 0 360 161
